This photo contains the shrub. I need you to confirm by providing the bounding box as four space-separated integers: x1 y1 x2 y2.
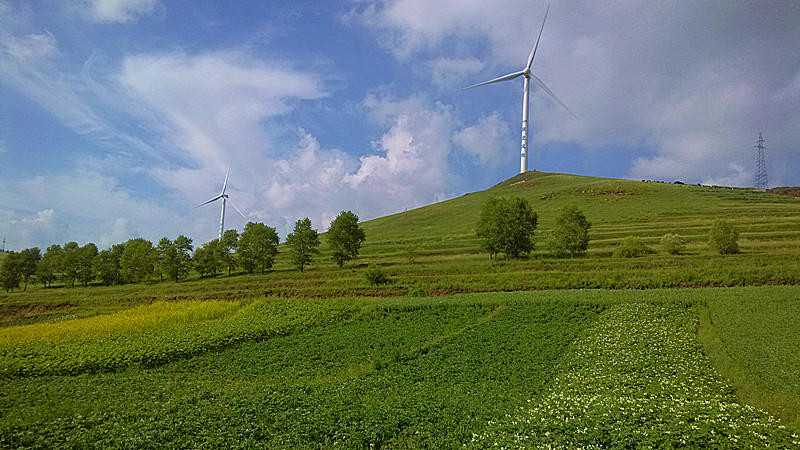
549 206 591 257
709 220 739 254
365 266 389 285
476 197 538 259
613 236 656 258
661 233 685 255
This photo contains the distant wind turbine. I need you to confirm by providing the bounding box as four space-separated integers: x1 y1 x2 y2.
196 168 248 240
463 3 576 174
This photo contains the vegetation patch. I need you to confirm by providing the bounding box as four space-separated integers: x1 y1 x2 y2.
474 301 799 447
0 299 357 376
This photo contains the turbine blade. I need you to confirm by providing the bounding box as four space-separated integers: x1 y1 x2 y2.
462 70 525 90
526 3 550 70
221 168 230 195
228 198 248 219
531 74 578 119
196 194 223 208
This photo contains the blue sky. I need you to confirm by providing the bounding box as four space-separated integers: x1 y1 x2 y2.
1 0 799 250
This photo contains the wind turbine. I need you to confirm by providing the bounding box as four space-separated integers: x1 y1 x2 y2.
463 3 576 174
196 168 248 240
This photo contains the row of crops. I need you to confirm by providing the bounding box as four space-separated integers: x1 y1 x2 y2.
0 299 358 376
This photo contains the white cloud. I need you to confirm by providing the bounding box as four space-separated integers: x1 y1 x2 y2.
428 57 485 89
353 1 800 186
0 168 189 249
0 209 69 250
453 112 511 165
83 0 157 23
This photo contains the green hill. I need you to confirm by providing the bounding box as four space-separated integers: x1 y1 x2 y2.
2 171 800 447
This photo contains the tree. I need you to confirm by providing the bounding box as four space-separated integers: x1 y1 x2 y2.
327 211 366 268
37 244 63 288
76 243 98 287
709 220 739 254
476 197 538 259
17 247 41 291
94 243 125 286
549 206 591 257
158 235 193 282
286 218 320 272
60 242 81 287
194 239 223 278
120 238 155 283
237 222 280 274
155 238 171 281
0 252 21 292
220 229 239 276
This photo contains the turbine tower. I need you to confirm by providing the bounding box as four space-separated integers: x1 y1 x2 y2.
463 3 576 173
196 169 248 240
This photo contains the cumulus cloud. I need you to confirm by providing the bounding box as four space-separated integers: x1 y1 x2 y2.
0 168 188 249
353 1 800 186
453 112 511 166
0 209 69 250
82 0 157 23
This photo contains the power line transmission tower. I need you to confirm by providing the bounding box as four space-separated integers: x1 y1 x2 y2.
754 133 768 190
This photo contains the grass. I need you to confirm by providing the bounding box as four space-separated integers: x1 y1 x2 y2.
698 286 800 430
1 172 799 446
1 172 799 328
0 288 798 447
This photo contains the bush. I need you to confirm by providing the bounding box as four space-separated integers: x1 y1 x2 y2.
613 236 656 258
476 197 538 259
709 220 739 254
365 266 389 285
661 233 685 255
549 206 591 257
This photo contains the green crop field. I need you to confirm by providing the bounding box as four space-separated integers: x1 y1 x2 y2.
2 172 799 447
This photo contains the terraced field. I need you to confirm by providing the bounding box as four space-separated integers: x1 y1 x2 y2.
1 288 798 447
1 172 799 447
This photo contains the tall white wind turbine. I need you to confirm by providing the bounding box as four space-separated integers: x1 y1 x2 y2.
463 3 576 174
196 168 248 240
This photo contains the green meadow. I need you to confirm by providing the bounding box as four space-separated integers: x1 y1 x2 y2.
1 171 800 447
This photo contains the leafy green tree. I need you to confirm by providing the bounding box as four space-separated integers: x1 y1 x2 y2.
155 238 171 281
709 220 739 254
220 229 239 276
17 247 41 291
37 244 62 288
194 239 223 278
286 218 320 272
327 211 366 267
237 222 280 274
0 252 21 292
60 242 81 287
120 238 155 283
93 243 125 286
158 236 194 282
76 243 98 287
476 197 538 259
549 206 591 257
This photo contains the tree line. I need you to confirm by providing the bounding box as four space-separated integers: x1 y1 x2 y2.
1 211 366 293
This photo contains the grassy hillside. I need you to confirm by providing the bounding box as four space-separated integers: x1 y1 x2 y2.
2 172 800 446
2 171 799 326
